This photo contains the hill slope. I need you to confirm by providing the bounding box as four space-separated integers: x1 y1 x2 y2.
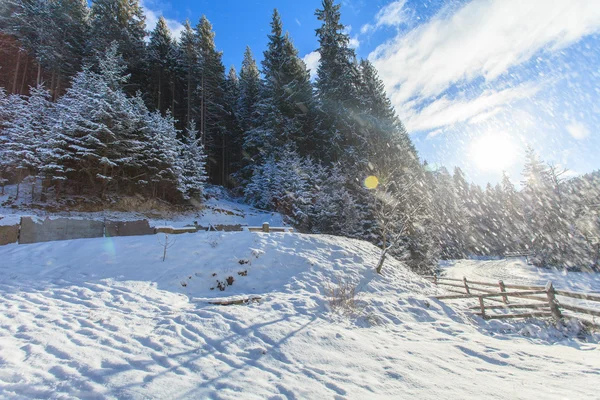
0 232 599 399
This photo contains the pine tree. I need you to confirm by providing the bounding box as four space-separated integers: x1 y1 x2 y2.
309 163 361 236
223 66 243 185
239 46 263 163
179 120 208 199
147 16 177 114
3 84 53 199
46 0 90 96
259 9 314 155
139 109 183 200
314 0 360 164
0 88 24 192
176 20 200 126
88 0 147 93
52 43 143 197
196 15 228 185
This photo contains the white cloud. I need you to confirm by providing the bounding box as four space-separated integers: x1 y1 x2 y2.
349 36 360 49
566 121 591 140
361 0 408 34
141 1 185 40
404 84 540 132
368 0 600 132
302 51 320 81
295 18 302 27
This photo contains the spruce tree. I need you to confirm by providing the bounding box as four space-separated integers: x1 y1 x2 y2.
179 120 208 199
88 0 147 93
196 15 228 185
260 9 314 155
239 46 263 164
3 85 53 199
176 20 200 126
147 16 177 114
314 0 360 164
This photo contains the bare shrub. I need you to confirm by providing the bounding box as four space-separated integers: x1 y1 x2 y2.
325 278 362 316
157 233 176 261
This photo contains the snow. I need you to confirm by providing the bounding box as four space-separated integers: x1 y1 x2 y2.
441 258 600 293
0 184 285 230
1 232 599 399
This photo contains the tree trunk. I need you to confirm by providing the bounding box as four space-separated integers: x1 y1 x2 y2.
36 62 42 86
20 56 29 94
12 51 21 94
376 247 390 274
187 70 191 126
53 73 61 100
15 169 21 200
157 73 161 111
31 176 36 201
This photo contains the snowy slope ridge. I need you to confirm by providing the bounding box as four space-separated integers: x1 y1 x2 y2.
0 183 285 229
1 232 599 399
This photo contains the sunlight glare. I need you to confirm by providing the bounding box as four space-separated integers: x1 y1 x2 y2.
470 133 517 172
364 175 379 189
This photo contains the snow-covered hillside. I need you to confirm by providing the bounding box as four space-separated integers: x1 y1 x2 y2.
441 258 600 293
0 184 284 228
1 232 599 399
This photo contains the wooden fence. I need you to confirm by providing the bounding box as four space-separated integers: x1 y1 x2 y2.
425 275 600 323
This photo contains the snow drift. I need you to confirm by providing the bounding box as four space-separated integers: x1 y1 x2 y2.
0 232 598 399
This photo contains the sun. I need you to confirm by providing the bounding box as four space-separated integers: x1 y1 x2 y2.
470 133 517 172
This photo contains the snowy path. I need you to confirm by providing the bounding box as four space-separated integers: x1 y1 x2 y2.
1 234 599 399
441 258 600 293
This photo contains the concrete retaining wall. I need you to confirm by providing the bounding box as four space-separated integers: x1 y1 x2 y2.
0 217 290 246
105 220 155 237
19 217 104 244
0 224 19 245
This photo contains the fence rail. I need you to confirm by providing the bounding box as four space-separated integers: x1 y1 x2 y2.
425 275 600 323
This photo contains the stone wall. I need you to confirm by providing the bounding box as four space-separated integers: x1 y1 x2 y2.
0 224 19 245
0 217 287 246
105 220 155 237
19 217 104 244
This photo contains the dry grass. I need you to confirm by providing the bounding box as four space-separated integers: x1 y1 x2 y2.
325 278 362 316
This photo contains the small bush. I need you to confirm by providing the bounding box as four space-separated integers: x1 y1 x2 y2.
325 278 362 316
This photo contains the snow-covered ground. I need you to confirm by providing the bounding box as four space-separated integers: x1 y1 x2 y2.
0 184 284 228
441 258 600 293
1 232 599 399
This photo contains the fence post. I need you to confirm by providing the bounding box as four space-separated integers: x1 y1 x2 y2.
498 280 508 304
545 281 562 322
478 296 486 319
463 277 471 294
262 222 270 233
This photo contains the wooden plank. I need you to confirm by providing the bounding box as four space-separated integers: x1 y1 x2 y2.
498 280 508 303
480 312 552 320
469 303 550 310
467 286 502 294
436 293 481 300
545 281 563 321
436 282 468 290
463 277 471 294
208 296 262 306
502 283 546 290
478 296 486 319
555 290 600 302
433 277 465 283
559 303 600 317
479 290 547 299
457 279 499 287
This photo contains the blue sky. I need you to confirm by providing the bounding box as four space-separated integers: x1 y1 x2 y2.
141 0 600 186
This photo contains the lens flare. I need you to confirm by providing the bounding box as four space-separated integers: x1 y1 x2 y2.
364 175 379 189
